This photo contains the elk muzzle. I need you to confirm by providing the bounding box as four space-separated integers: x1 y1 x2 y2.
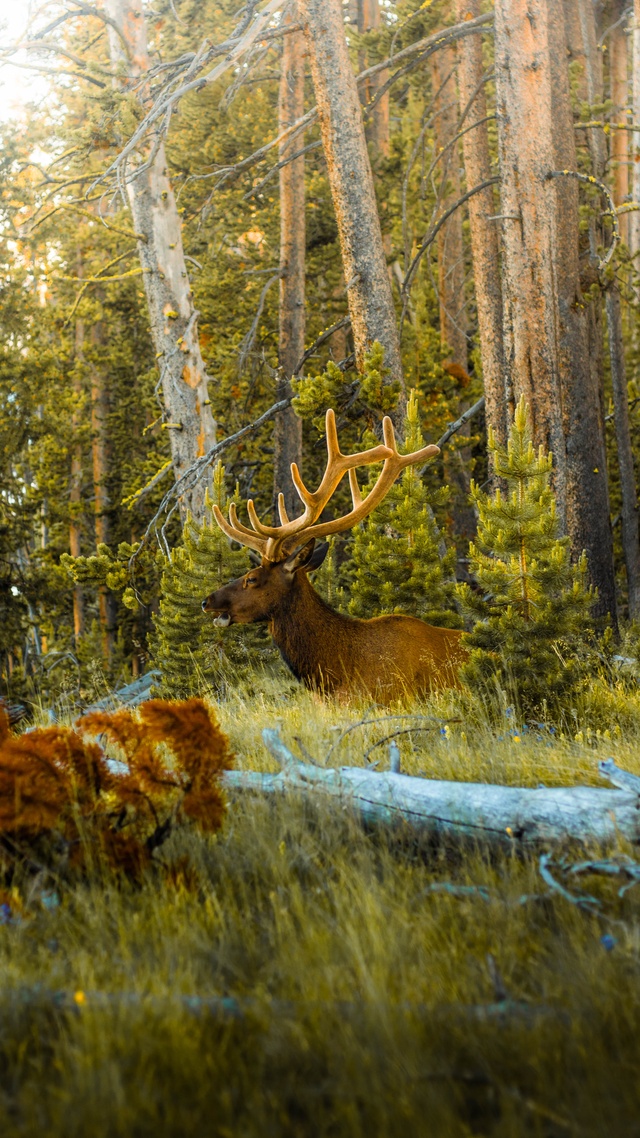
201 589 232 626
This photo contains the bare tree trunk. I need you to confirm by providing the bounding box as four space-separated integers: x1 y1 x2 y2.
611 6 630 246
455 0 506 449
429 45 474 552
631 0 640 257
104 0 216 521
274 8 305 521
71 314 85 644
358 0 389 161
300 0 404 422
606 286 640 619
575 0 639 621
494 0 617 621
90 323 117 664
430 46 468 370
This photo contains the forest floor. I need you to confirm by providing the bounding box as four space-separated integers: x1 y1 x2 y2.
2 673 640 1137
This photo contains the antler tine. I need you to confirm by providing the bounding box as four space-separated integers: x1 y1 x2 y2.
277 493 290 525
212 408 437 563
229 501 260 539
211 504 267 556
348 467 362 509
294 414 441 543
382 415 398 453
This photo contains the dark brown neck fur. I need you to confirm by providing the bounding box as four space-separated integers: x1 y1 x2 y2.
269 574 358 689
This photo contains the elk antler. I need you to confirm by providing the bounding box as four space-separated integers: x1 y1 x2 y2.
212 409 440 561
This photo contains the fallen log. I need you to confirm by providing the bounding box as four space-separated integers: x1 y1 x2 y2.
221 730 640 848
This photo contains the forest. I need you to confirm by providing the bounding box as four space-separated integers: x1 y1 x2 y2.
1 0 640 1134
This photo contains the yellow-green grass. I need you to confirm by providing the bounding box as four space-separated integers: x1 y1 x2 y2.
3 673 640 1136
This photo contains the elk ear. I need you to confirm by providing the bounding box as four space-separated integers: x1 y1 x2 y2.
306 541 329 572
282 539 318 575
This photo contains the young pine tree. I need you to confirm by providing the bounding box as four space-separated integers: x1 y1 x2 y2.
150 464 268 696
457 397 594 715
347 391 460 626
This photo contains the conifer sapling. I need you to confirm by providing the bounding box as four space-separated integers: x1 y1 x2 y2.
348 391 459 626
457 397 594 714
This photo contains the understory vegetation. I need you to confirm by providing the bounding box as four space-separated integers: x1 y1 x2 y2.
0 682 639 1137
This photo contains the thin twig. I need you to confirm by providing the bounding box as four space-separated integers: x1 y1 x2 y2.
547 170 619 269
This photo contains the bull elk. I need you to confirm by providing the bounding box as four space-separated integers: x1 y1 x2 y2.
202 410 467 700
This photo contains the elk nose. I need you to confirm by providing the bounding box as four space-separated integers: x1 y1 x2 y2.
201 598 209 612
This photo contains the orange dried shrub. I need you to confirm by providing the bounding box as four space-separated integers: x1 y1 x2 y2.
0 707 109 835
138 699 232 833
0 699 232 877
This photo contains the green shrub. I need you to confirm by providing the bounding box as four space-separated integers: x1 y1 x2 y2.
149 464 271 697
347 391 459 625
457 396 594 716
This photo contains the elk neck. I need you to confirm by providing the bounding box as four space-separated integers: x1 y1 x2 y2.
268 573 355 685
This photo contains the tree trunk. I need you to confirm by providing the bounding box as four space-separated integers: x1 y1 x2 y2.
358 0 389 161
104 0 216 521
90 323 117 664
611 6 630 246
223 730 640 849
569 0 607 179
606 286 640 619
71 313 85 644
300 0 405 421
429 46 468 370
455 0 506 449
494 0 617 620
274 8 305 522
631 0 640 257
429 45 474 552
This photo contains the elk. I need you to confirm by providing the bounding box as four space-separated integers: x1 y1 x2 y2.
202 410 467 700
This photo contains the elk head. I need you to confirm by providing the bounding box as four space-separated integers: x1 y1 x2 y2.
201 539 329 625
202 408 440 626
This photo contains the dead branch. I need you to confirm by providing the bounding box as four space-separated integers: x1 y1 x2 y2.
244 140 323 200
88 10 494 199
400 179 499 328
237 270 282 377
221 729 640 848
293 316 351 373
547 170 619 270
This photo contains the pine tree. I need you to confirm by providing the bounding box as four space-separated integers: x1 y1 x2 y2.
149 464 270 697
457 397 594 715
347 390 459 625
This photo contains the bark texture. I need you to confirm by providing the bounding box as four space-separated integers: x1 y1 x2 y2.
274 8 305 521
224 731 640 849
574 0 606 178
358 0 389 160
105 0 216 521
456 0 506 448
430 45 468 370
89 324 117 662
494 0 616 619
71 312 85 643
301 0 404 418
611 7 630 246
606 286 640 618
631 0 640 257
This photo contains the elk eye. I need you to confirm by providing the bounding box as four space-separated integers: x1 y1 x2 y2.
246 576 258 585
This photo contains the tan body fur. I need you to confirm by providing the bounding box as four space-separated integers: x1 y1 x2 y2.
203 552 467 701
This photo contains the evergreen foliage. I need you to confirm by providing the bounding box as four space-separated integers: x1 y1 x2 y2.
149 464 269 696
457 398 594 714
347 391 459 625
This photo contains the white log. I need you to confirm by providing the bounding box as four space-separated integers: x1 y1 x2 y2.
221 730 640 847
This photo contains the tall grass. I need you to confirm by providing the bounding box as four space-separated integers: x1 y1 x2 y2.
2 675 640 1136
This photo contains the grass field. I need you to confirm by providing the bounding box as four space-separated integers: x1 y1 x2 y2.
2 674 640 1137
